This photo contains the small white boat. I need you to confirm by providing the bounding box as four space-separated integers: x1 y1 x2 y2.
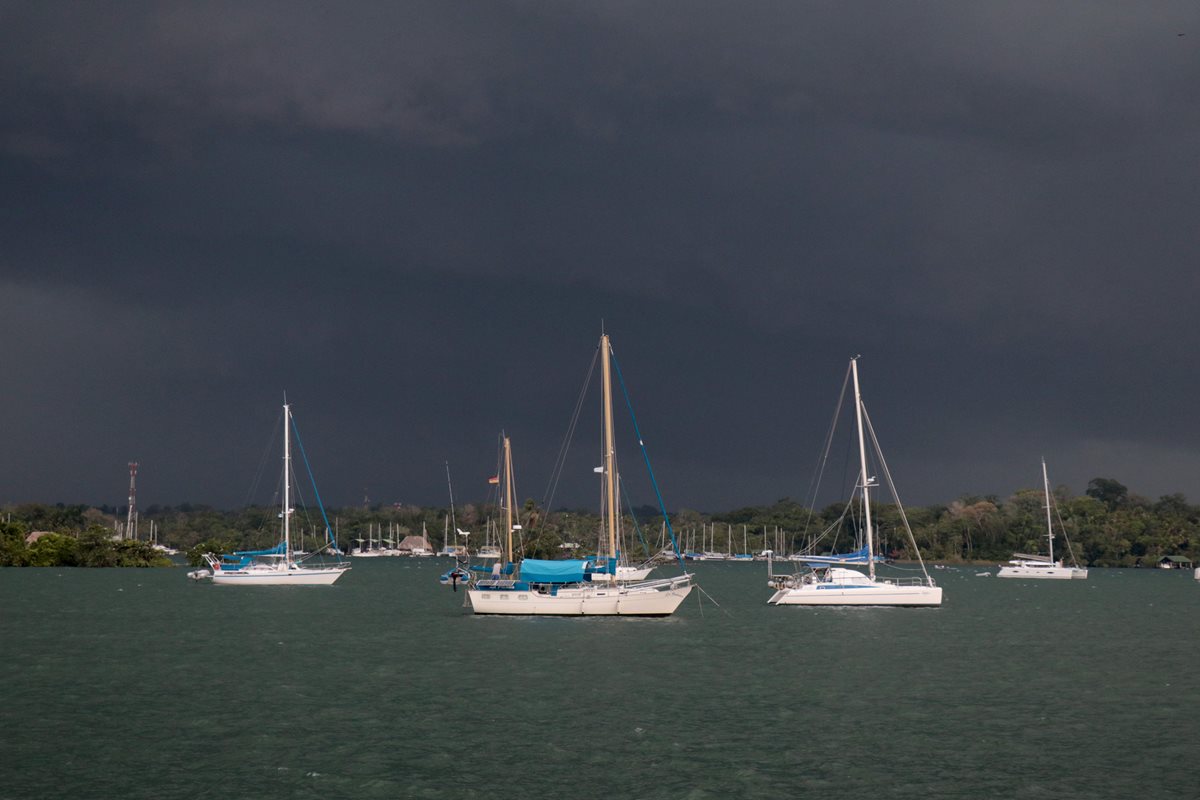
997 460 1087 580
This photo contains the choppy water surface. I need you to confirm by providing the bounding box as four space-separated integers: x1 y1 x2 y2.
2 561 1198 799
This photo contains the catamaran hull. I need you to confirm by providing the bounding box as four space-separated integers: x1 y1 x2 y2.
768 584 943 607
996 566 1088 579
467 583 692 616
210 568 349 586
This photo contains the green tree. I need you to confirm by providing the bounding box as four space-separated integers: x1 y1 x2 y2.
0 520 30 566
1087 478 1128 511
25 533 79 567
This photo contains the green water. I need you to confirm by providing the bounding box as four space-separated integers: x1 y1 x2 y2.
2 561 1198 799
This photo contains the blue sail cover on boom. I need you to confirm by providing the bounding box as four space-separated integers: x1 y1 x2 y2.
800 545 882 565
520 559 591 584
231 542 287 557
218 540 287 569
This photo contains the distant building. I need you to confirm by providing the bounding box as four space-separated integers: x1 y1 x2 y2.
397 534 433 555
24 531 54 545
1158 555 1194 569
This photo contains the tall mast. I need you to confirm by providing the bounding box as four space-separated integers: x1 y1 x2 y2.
126 462 139 540
851 358 876 580
601 334 618 566
283 401 291 560
1042 458 1055 563
445 461 457 553
503 436 514 565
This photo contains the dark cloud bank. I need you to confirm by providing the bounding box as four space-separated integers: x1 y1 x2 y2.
2 2 1199 511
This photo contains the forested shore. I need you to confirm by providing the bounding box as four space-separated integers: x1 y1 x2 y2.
1 476 1195 568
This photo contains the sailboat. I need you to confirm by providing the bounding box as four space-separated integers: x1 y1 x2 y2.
197 400 351 586
476 518 502 560
439 464 471 559
352 526 384 557
768 357 942 607
997 460 1088 579
467 334 693 616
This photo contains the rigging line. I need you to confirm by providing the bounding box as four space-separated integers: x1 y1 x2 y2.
289 412 339 553
1050 491 1082 568
860 405 932 582
695 581 732 617
538 346 599 527
800 361 853 542
445 462 460 561
243 408 282 509
618 474 652 561
793 408 858 560
445 462 457 533
608 349 688 575
815 503 852 550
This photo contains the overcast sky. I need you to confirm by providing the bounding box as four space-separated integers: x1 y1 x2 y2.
2 2 1199 513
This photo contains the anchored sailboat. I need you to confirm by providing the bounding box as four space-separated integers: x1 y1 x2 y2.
193 400 350 586
768 357 942 607
996 461 1088 579
466 334 693 616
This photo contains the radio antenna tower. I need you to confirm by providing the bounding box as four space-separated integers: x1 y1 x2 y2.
126 462 139 541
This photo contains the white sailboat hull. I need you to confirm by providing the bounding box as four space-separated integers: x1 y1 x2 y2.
768 583 942 606
768 570 942 607
996 563 1088 579
467 577 692 616
210 565 349 586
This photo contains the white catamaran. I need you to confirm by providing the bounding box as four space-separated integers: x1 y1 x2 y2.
467 334 693 616
768 357 942 607
996 460 1088 579
195 401 350 586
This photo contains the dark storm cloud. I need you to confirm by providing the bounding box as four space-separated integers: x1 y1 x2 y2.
2 2 1200 510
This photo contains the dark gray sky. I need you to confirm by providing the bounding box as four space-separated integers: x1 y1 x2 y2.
3 2 1199 512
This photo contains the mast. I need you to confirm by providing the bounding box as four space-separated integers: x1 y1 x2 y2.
1042 458 1055 563
283 401 291 561
601 334 618 570
851 358 876 580
125 462 139 541
445 461 457 554
503 436 514 565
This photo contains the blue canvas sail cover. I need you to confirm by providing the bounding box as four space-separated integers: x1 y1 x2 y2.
519 558 591 584
800 545 882 565
231 542 287 557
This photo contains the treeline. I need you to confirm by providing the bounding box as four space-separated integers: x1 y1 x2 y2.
1 477 1195 568
0 521 173 567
